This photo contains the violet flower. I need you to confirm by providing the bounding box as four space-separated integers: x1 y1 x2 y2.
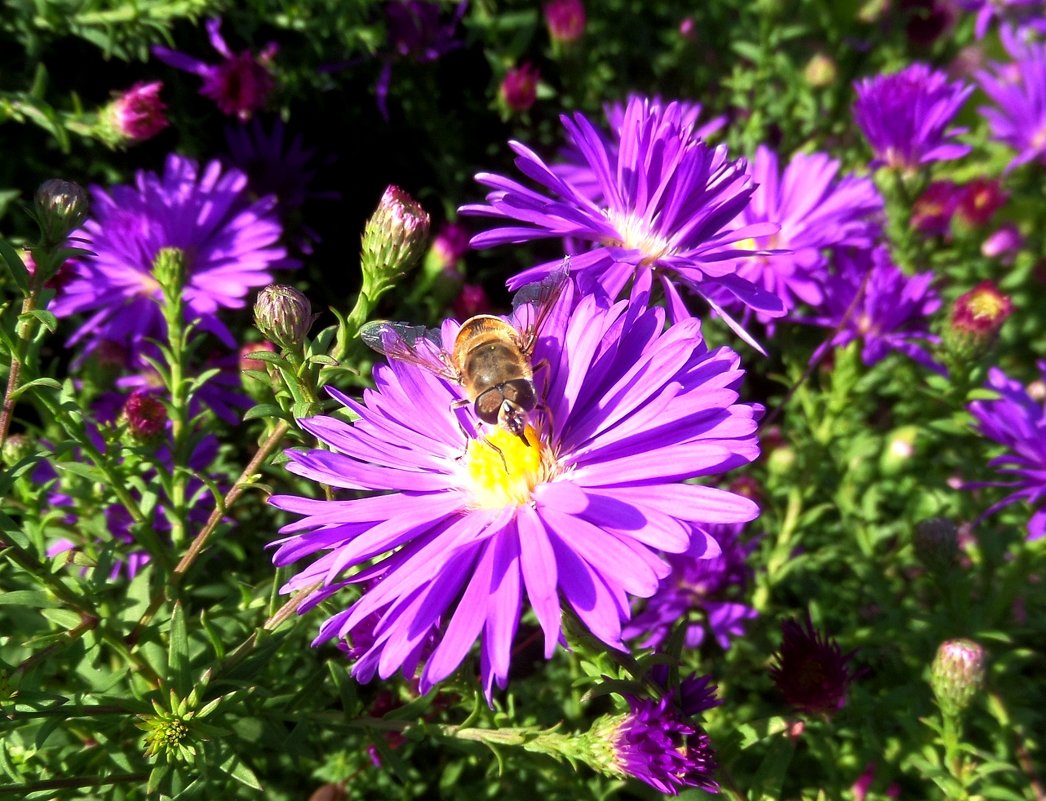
853 63 973 171
968 363 1046 540
52 154 292 358
461 96 784 351
977 28 1046 171
269 282 761 698
805 246 943 372
153 18 276 120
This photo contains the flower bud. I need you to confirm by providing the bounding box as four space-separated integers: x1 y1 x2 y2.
101 82 169 144
913 517 958 573
954 178 1006 230
1 433 35 467
981 224 1023 264
911 181 959 237
361 185 430 282
770 617 858 717
151 247 186 300
945 280 1012 360
930 638 986 716
34 179 88 246
544 0 586 44
253 284 314 352
880 425 919 475
804 53 838 88
121 390 168 441
499 63 540 114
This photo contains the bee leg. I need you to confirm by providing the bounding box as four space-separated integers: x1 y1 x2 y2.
482 436 510 473
449 398 473 459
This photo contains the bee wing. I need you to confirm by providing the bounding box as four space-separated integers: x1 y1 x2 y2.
511 259 570 351
359 321 459 381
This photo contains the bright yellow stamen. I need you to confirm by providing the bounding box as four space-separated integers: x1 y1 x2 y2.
465 425 545 509
967 288 1008 321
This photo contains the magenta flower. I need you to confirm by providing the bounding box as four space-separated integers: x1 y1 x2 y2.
52 154 291 357
461 96 784 351
968 363 1046 540
805 246 942 372
153 18 276 120
977 29 1046 171
623 521 758 652
544 0 586 43
958 0 1046 39
720 145 882 321
499 63 540 113
853 63 973 170
269 284 761 698
612 673 720 795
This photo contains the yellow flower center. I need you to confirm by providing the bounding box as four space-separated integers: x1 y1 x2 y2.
967 288 1008 321
465 425 548 509
605 211 673 264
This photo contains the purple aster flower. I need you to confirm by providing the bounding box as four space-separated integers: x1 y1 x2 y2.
623 521 758 652
719 145 882 321
611 673 720 795
976 29 1046 171
853 63 973 171
805 246 943 372
967 363 1046 540
269 283 761 698
153 18 276 120
51 154 291 357
770 616 858 717
461 96 784 351
553 96 728 204
958 0 1046 39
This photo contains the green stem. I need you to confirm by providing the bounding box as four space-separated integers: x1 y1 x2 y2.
0 288 40 451
128 420 292 643
0 773 148 796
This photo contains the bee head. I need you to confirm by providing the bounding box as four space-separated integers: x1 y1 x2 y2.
498 401 530 447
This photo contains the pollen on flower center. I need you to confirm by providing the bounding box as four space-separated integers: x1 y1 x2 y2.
606 210 673 263
464 425 547 508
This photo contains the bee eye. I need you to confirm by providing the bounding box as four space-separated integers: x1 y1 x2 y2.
502 379 536 411
474 389 503 425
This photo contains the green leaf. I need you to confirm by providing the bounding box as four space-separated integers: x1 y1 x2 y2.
169 601 190 698
220 753 263 790
10 377 61 399
0 239 29 293
0 590 61 608
39 608 82 628
243 404 288 422
19 309 58 333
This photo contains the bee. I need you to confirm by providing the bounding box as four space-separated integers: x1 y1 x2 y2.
360 264 569 446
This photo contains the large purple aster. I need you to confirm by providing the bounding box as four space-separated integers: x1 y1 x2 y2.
977 28 1046 171
153 18 276 120
958 0 1046 39
853 63 973 171
460 96 785 351
269 282 761 697
968 363 1046 540
52 154 291 356
720 145 882 322
806 246 942 372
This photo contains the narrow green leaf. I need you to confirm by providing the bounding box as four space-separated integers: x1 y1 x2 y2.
220 754 263 790
169 601 190 698
0 590 61 608
0 239 29 293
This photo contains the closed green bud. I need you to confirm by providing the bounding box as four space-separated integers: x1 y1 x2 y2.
151 247 186 300
931 638 985 717
254 284 314 352
1 433 34 467
361 185 430 283
33 179 89 248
